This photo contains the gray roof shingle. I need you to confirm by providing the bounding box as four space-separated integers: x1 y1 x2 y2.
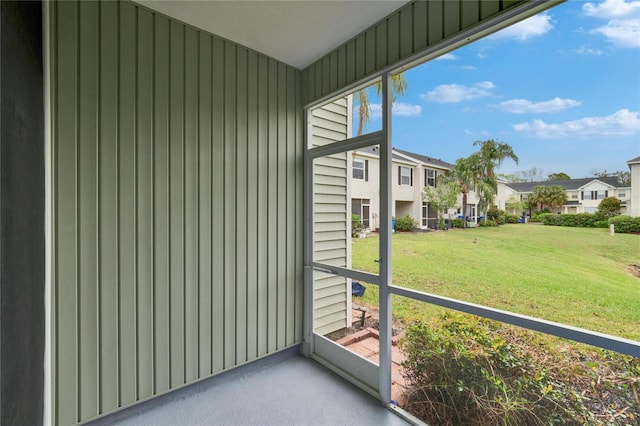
506 176 627 192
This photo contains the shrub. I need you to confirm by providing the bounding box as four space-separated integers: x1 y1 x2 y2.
505 213 520 224
351 214 363 237
395 215 418 232
541 213 561 226
593 220 609 228
609 215 640 233
542 213 599 228
451 218 463 228
401 313 590 425
598 197 621 218
486 207 505 225
478 219 497 227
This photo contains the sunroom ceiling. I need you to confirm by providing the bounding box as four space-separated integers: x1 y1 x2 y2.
133 0 410 69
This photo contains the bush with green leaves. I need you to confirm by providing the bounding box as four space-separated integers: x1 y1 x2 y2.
401 313 591 425
451 218 463 228
505 213 520 224
593 220 609 228
609 215 640 233
540 213 561 226
598 197 621 218
351 214 363 237
486 207 505 225
401 312 640 425
542 213 599 228
395 215 418 232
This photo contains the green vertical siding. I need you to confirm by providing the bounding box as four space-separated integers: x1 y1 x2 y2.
49 1 303 424
302 0 529 104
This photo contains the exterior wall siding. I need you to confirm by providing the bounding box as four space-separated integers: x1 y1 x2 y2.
629 161 640 217
302 0 530 104
310 98 351 335
48 1 302 424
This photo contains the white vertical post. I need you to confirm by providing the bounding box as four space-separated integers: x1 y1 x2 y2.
302 114 314 357
378 73 393 404
610 223 615 236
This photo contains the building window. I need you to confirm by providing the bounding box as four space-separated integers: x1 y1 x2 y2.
582 190 608 200
352 158 368 181
351 198 371 228
422 202 428 226
398 166 412 186
618 190 626 198
584 207 597 213
425 168 437 187
571 194 578 199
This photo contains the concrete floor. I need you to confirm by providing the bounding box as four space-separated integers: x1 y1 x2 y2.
91 347 410 426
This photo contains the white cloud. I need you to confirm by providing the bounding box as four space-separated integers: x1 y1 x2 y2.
392 102 422 116
370 102 422 118
435 53 458 60
513 109 640 138
462 65 478 70
583 0 640 48
575 45 605 55
496 97 582 114
490 14 553 41
594 19 640 48
423 81 496 103
583 0 640 19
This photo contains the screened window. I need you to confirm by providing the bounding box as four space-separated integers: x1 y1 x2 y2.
582 190 608 200
399 166 412 186
618 190 626 198
352 198 371 228
352 158 366 180
425 169 437 187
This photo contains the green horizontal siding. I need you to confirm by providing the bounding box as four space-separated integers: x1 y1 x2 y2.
310 98 350 335
302 0 528 104
49 1 302 424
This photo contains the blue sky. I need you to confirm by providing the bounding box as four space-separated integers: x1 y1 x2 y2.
359 0 640 180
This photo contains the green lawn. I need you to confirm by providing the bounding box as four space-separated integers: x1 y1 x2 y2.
352 224 640 340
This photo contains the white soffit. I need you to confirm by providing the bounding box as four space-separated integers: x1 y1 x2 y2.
134 0 410 69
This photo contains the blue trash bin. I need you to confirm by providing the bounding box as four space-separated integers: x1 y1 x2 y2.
352 281 366 297
391 218 396 233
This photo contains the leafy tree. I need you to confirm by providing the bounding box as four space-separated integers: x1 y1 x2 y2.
423 176 459 229
512 167 545 182
598 197 621 218
505 197 526 215
473 140 518 223
548 172 571 181
528 185 567 212
444 140 518 227
355 74 408 136
442 155 479 228
498 173 525 183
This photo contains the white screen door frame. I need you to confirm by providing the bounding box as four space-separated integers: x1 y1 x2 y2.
303 74 393 403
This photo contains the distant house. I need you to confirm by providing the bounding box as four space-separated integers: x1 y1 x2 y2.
505 157 640 216
351 146 507 229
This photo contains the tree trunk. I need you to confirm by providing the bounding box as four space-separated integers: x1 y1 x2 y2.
462 191 468 229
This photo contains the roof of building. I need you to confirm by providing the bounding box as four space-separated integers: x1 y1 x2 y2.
393 148 453 169
356 146 452 169
627 156 640 164
357 145 408 162
506 176 627 192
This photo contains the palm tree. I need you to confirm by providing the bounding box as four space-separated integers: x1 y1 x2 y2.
443 154 481 228
473 139 519 220
355 73 408 136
